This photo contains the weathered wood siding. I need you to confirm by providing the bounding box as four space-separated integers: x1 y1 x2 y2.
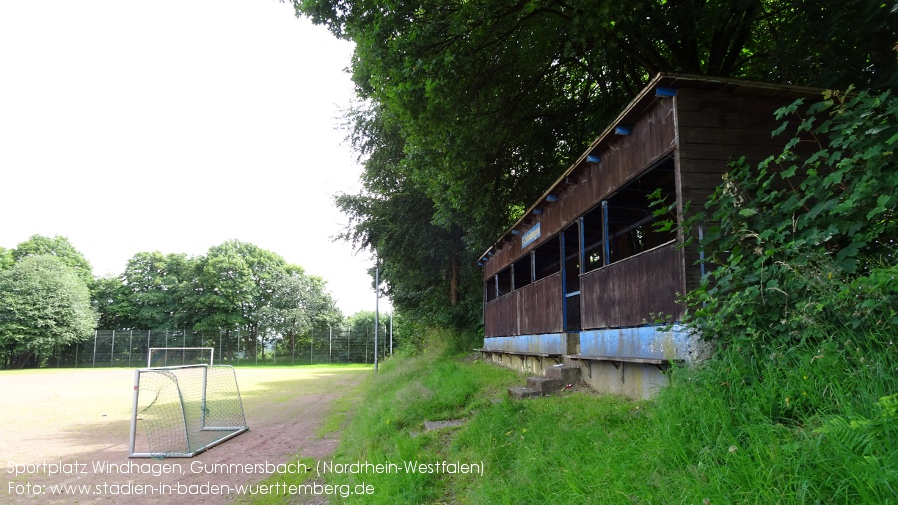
484 289 518 337
482 77 824 338
675 88 816 293
580 242 685 329
482 98 676 280
484 272 563 337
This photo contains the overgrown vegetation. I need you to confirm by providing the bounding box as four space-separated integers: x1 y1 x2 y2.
312 331 895 503
306 89 898 503
293 0 897 336
690 87 898 340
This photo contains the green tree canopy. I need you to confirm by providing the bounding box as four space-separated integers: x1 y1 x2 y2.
91 275 131 330
258 268 341 353
119 251 196 330
0 247 13 271
12 235 94 285
88 240 345 353
0 255 96 368
295 0 897 331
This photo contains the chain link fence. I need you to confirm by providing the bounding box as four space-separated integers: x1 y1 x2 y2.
45 325 397 368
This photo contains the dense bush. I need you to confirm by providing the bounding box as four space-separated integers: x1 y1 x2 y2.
670 87 898 502
690 88 897 343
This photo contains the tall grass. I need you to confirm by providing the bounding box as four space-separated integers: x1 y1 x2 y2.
315 320 896 504
650 323 898 503
320 327 522 504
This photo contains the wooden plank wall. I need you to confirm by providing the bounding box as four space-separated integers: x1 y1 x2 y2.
676 88 816 293
557 98 677 233
482 98 676 280
484 273 563 337
484 290 517 337
580 242 685 329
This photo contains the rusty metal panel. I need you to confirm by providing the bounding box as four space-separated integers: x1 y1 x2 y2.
578 324 692 360
483 334 565 354
580 242 685 330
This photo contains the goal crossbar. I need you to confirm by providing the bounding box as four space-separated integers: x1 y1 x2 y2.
147 347 214 368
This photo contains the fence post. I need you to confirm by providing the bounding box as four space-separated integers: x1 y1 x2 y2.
92 331 98 367
111 330 116 367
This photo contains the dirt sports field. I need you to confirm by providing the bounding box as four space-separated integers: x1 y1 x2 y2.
0 366 369 504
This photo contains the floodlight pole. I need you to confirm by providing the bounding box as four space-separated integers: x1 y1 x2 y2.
374 264 379 373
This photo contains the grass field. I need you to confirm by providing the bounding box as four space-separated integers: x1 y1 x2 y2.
0 364 370 504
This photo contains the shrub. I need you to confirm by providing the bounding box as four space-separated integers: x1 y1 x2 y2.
690 87 898 343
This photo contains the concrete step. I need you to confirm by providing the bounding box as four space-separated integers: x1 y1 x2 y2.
545 364 581 383
526 376 566 394
562 356 581 367
509 364 582 400
508 386 541 400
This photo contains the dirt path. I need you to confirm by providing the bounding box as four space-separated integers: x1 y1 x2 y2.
1 367 368 504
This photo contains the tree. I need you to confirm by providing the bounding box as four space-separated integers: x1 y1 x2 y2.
0 255 96 368
190 240 289 355
12 235 94 285
0 247 13 271
295 0 897 334
119 251 196 330
91 275 131 330
258 268 341 358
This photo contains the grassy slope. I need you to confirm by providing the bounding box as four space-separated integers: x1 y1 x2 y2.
314 328 897 504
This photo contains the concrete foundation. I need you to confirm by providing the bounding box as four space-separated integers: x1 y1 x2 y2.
482 351 558 376
576 359 668 400
484 324 705 400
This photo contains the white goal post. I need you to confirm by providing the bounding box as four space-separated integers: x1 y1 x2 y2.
129 364 248 458
147 347 214 368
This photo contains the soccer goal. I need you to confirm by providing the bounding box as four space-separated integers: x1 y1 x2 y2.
147 347 214 368
129 364 248 458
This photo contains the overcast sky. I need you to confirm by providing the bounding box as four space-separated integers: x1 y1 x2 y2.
0 1 386 315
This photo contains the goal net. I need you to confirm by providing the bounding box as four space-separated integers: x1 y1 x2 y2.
147 347 214 368
129 364 248 458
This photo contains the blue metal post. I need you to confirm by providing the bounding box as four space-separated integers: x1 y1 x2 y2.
602 201 610 265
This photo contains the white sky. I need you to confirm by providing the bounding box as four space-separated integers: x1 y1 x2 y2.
0 0 384 316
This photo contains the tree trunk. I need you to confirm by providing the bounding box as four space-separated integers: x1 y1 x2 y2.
449 256 459 306
448 226 463 307
13 350 36 369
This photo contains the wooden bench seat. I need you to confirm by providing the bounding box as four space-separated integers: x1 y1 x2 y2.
476 349 561 358
566 354 683 371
